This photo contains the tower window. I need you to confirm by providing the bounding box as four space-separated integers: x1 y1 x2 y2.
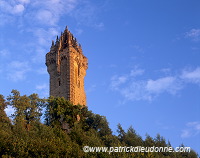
78 65 80 76
58 79 61 86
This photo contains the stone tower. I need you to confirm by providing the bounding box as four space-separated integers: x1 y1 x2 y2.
45 26 88 105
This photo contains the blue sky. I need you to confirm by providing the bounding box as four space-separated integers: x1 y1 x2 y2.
0 0 200 154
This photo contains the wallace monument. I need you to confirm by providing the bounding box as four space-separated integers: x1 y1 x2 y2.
45 26 88 105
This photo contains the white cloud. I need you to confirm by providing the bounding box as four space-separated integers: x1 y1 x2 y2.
70 0 105 29
119 76 182 102
181 67 200 84
33 27 59 46
146 76 181 95
6 61 31 82
13 4 24 14
110 67 183 102
185 29 200 41
110 66 200 102
110 75 128 90
181 129 191 138
0 1 25 14
0 0 27 25
0 0 104 30
121 81 152 101
110 69 150 101
36 10 55 25
33 0 78 26
181 121 200 138
130 67 144 77
25 27 59 64
0 0 77 27
187 122 200 131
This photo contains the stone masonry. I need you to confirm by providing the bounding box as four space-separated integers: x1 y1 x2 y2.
45 26 88 105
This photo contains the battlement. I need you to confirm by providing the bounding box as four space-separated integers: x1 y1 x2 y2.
50 26 82 54
46 26 85 67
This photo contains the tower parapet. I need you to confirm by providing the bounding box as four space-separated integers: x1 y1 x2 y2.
46 26 88 105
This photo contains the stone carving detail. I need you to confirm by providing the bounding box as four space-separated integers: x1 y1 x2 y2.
46 26 88 105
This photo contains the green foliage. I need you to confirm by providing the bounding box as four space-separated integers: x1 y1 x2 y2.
0 94 10 124
7 90 44 131
0 90 199 158
45 96 82 129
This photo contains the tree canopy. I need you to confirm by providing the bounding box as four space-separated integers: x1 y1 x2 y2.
0 90 198 158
